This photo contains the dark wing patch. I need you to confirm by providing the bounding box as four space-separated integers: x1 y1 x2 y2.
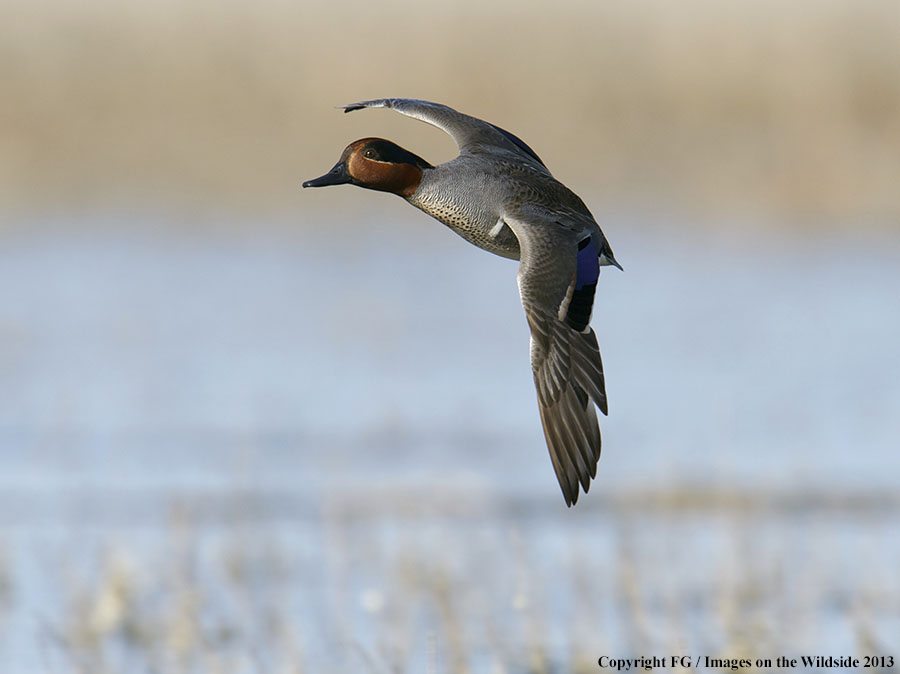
564 238 599 333
488 123 548 168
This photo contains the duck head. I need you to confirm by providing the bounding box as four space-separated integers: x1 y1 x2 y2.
303 138 432 198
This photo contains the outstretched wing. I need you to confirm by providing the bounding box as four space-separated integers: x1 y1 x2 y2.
504 212 608 506
341 98 548 169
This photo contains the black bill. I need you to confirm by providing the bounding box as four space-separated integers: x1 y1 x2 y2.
302 161 351 188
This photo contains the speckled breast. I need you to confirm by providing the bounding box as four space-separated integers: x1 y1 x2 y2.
409 187 521 260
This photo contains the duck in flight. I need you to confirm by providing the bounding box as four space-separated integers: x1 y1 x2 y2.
303 98 622 506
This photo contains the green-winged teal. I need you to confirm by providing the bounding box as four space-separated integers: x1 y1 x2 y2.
304 98 622 506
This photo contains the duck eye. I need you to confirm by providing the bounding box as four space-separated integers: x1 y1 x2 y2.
363 148 376 159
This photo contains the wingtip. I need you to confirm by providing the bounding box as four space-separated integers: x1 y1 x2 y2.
564 475 594 506
340 98 396 114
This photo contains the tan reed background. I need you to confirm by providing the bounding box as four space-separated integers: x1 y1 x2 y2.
2 0 899 227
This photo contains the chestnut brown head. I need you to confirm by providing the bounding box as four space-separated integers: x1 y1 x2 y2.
303 138 432 198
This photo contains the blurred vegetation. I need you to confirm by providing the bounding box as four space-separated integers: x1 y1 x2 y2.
37 489 900 674
2 0 899 227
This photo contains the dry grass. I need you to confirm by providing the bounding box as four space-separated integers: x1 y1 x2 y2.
2 0 899 226
31 488 900 674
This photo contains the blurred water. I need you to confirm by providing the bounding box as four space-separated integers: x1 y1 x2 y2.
3 216 898 493
1 215 899 672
